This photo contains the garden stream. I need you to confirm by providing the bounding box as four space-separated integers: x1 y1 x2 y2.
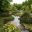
11 15 29 32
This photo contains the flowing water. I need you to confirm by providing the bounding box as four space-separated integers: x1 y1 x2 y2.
12 15 20 27
9 15 29 32
12 15 29 32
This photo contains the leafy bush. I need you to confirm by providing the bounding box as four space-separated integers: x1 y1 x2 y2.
3 24 20 32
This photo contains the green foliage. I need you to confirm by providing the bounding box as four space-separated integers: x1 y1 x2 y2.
20 12 32 24
13 4 22 10
0 0 10 11
21 0 32 13
0 0 12 16
0 0 32 32
3 16 14 24
0 19 4 28
3 24 20 32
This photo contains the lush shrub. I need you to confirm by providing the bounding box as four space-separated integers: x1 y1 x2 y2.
3 24 20 32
